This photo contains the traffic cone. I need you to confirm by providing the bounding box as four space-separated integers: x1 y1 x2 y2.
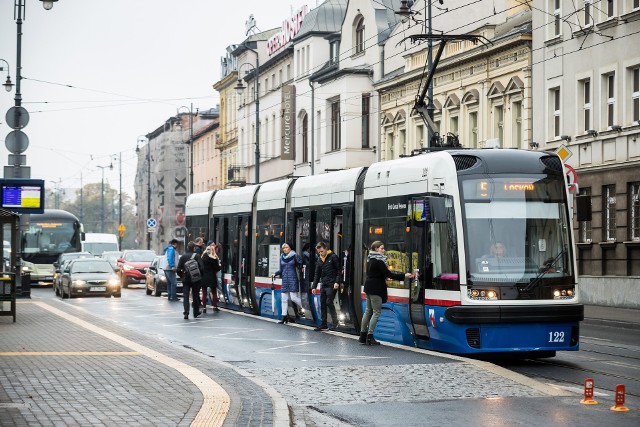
580 378 598 405
610 384 630 412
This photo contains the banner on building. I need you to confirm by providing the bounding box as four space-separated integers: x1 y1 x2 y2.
281 85 296 160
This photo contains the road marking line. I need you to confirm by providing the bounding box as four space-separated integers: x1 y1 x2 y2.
260 342 316 351
31 301 229 427
550 384 610 397
0 351 140 356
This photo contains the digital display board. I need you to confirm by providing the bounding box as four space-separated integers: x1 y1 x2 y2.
0 179 45 214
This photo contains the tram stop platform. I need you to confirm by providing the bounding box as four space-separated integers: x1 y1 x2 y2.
0 299 638 427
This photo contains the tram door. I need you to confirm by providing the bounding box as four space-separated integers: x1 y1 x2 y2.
236 215 254 310
408 198 430 340
330 210 344 326
294 210 315 319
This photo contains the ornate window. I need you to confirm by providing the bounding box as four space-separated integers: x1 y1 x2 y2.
331 98 341 151
630 182 640 241
603 185 617 241
355 16 365 54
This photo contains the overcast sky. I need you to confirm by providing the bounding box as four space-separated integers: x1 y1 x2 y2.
0 0 311 200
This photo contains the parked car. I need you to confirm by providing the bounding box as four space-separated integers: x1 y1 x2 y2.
145 255 182 297
59 258 121 298
53 252 93 296
116 250 156 288
100 251 123 271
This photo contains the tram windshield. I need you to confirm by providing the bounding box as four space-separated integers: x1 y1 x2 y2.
461 175 573 283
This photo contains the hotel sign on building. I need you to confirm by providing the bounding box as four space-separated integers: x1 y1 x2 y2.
267 5 309 56
281 85 296 160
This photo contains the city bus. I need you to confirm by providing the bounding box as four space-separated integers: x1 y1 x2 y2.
21 209 83 285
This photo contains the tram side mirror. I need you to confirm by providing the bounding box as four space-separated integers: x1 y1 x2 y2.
425 197 448 223
575 195 592 222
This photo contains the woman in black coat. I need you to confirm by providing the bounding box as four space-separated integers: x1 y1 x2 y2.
359 241 413 345
201 241 221 312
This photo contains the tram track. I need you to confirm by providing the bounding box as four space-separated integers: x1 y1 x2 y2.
500 338 640 399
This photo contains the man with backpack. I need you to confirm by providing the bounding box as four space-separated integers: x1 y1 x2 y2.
177 241 204 319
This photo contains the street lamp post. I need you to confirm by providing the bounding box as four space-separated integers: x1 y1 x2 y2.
177 105 195 194
0 59 14 92
5 1 59 179
136 137 151 250
234 51 260 184
97 162 113 233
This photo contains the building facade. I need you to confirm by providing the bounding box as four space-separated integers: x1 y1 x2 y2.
214 45 242 188
190 108 221 193
532 0 640 307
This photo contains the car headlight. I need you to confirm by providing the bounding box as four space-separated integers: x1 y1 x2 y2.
72 280 86 287
108 277 120 286
159 275 167 282
122 264 134 271
22 265 32 272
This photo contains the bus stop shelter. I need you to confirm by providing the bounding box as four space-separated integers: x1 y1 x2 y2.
0 208 19 322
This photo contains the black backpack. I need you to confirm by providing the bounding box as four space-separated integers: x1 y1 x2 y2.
184 254 202 282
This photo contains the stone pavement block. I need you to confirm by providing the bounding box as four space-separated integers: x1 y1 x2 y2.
0 302 278 427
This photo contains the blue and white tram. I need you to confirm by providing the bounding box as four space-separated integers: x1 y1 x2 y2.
184 190 215 245
186 149 585 355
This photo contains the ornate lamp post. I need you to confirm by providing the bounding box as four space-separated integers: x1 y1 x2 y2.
234 56 260 184
0 59 14 92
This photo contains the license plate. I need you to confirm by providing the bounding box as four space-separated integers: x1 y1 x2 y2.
90 286 106 292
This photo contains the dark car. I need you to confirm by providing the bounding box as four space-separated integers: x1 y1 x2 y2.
60 258 121 298
100 251 123 271
53 252 93 296
116 250 156 288
145 255 183 297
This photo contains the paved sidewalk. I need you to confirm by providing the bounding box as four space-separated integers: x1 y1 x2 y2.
0 300 282 427
1 299 637 426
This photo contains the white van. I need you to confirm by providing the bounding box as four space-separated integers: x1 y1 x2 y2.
81 233 119 256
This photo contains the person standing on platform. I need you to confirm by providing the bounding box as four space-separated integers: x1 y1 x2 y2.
202 240 221 312
312 242 341 331
163 239 180 301
177 241 203 320
359 241 413 345
271 243 303 324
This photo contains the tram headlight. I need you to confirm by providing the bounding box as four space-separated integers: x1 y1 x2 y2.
553 287 575 299
468 288 498 301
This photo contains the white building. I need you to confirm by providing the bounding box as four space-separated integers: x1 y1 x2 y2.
532 0 640 307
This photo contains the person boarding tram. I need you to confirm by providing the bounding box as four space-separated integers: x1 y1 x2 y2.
271 243 303 324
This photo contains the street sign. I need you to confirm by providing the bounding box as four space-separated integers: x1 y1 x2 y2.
5 130 29 154
147 227 156 233
5 106 29 130
555 144 573 163
146 218 157 228
564 164 578 192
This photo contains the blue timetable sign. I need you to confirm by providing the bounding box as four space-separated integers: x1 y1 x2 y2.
0 179 45 214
